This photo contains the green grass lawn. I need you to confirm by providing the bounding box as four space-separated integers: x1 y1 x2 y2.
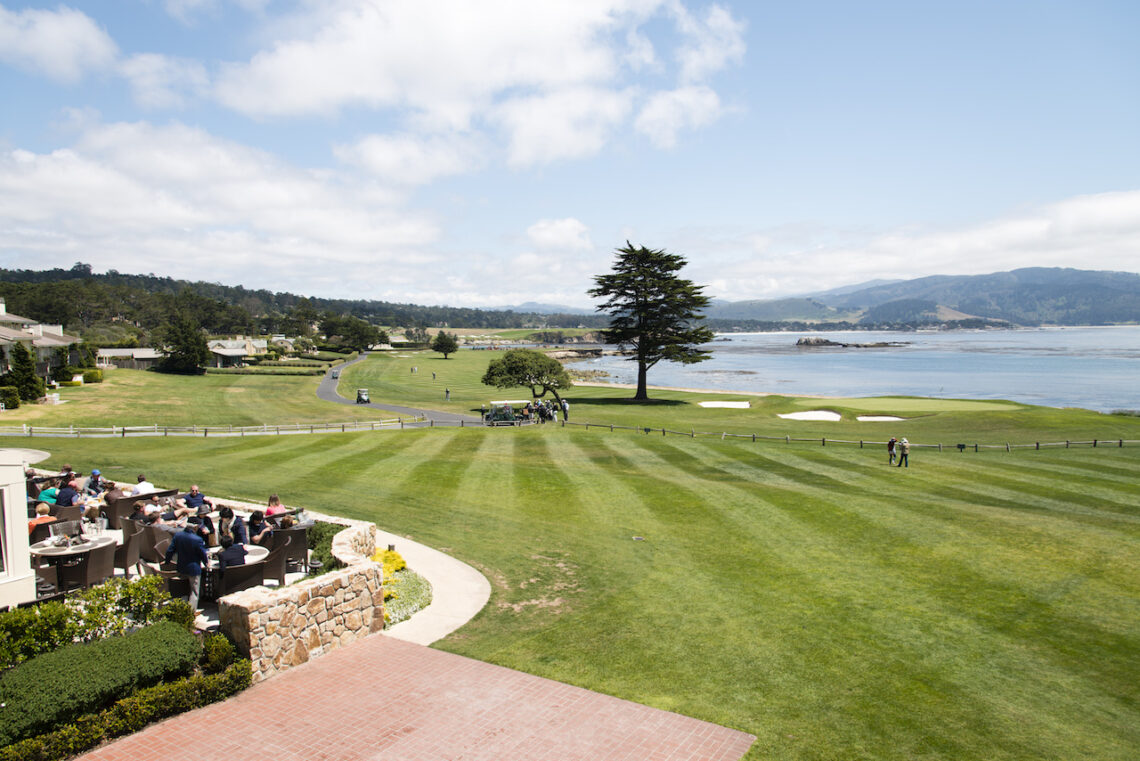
0 368 394 427
343 351 1140 444
23 427 1140 761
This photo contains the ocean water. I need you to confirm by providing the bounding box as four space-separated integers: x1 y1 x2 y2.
577 326 1140 412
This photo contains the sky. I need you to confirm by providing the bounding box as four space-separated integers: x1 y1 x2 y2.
1 0 1138 309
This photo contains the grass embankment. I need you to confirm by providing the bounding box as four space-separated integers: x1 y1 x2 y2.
0 369 392 427
342 350 1140 444
24 429 1140 760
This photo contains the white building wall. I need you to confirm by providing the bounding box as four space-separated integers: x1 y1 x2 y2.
0 452 35 608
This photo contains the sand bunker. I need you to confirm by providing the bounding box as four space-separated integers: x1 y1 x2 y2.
698 401 751 409
856 415 905 422
778 410 841 421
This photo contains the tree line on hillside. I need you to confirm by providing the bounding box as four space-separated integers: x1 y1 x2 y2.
0 263 607 334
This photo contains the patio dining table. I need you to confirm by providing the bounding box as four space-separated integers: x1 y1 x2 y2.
30 534 117 560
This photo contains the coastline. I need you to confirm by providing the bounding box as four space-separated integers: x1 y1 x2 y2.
572 380 836 400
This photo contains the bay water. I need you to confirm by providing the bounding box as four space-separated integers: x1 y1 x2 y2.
576 326 1140 412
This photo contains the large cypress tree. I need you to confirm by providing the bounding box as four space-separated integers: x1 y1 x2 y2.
589 242 714 401
155 316 210 374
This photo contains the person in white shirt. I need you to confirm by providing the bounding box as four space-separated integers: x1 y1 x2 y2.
132 473 157 495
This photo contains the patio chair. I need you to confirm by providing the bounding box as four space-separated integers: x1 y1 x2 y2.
262 536 291 587
139 525 172 563
140 561 190 599
103 497 140 530
30 521 55 545
274 525 310 573
53 504 84 522
218 560 266 596
114 521 146 578
58 543 116 591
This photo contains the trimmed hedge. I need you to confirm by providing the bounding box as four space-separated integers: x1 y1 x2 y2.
205 367 324 376
0 602 76 669
0 621 202 746
0 386 18 409
253 359 329 368
306 520 346 575
81 369 103 384
0 659 252 761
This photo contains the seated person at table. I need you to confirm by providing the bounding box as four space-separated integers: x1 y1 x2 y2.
179 484 213 513
84 469 109 496
143 506 180 534
28 503 57 534
217 506 249 545
54 480 82 507
131 474 156 496
247 511 273 546
278 514 296 529
266 494 287 517
37 480 60 505
217 535 247 569
25 469 42 501
82 505 102 523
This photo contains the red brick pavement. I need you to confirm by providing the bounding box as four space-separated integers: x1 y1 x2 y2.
80 634 754 761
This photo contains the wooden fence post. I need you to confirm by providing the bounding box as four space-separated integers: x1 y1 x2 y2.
1093 439 1098 448
1006 443 1010 452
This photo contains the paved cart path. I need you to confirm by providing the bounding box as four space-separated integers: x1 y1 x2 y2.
79 635 755 761
316 353 481 425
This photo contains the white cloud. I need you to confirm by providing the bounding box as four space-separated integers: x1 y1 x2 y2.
669 2 747 83
119 54 210 109
635 85 721 148
495 87 633 167
335 133 482 185
0 120 442 294
0 4 118 83
212 0 745 166
691 191 1140 300
527 218 593 251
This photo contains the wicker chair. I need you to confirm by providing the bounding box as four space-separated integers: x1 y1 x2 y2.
52 504 84 522
114 522 146 578
273 525 310 573
262 536 291 587
58 543 116 591
29 521 55 545
218 560 266 596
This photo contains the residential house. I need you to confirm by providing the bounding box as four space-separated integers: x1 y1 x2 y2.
97 348 165 370
207 336 269 368
0 299 82 377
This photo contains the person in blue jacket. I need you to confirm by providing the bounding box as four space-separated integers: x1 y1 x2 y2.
165 523 210 611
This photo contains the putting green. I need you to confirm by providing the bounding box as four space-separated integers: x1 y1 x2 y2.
801 396 1024 413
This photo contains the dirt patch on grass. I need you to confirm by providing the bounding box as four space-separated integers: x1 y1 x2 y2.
497 553 580 613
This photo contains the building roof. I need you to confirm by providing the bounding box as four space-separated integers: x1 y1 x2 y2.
211 347 249 357
98 348 164 359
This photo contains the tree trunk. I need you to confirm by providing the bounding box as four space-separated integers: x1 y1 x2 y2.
634 361 649 400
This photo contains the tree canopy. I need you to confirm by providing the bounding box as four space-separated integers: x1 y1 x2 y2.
3 342 45 401
588 242 713 400
481 349 572 405
154 316 209 374
431 331 459 359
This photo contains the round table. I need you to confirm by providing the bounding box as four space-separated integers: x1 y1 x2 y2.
30 535 116 559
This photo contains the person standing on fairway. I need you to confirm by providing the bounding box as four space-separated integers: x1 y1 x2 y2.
897 438 910 468
887 437 897 465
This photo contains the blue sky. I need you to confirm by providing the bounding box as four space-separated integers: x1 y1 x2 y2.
1 1 1137 308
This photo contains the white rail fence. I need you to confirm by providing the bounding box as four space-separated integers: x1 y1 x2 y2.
0 417 427 439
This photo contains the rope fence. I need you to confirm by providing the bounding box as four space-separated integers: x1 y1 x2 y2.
558 420 1140 452
0 416 427 439
3 415 1137 453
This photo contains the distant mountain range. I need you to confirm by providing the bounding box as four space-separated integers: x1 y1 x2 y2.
707 268 1140 327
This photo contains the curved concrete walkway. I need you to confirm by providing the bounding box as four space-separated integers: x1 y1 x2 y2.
316 353 481 425
372 527 491 645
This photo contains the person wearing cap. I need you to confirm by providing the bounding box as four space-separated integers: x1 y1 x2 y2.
164 522 210 611
84 469 108 496
897 437 910 468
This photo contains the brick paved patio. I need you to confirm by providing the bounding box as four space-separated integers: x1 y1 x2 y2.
80 634 754 761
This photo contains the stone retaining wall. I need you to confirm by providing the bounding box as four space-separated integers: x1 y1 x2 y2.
219 521 383 682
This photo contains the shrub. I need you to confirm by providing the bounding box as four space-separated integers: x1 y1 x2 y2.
57 380 82 387
153 598 196 631
204 367 324 375
306 521 346 574
201 634 236 675
0 621 202 746
383 569 433 626
0 660 251 761
369 548 407 577
0 602 77 670
81 369 103 384
0 385 18 409
0 577 173 669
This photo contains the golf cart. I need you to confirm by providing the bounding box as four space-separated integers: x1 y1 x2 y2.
485 400 530 426
356 388 370 404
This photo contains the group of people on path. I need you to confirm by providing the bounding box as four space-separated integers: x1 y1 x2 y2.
887 437 910 467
